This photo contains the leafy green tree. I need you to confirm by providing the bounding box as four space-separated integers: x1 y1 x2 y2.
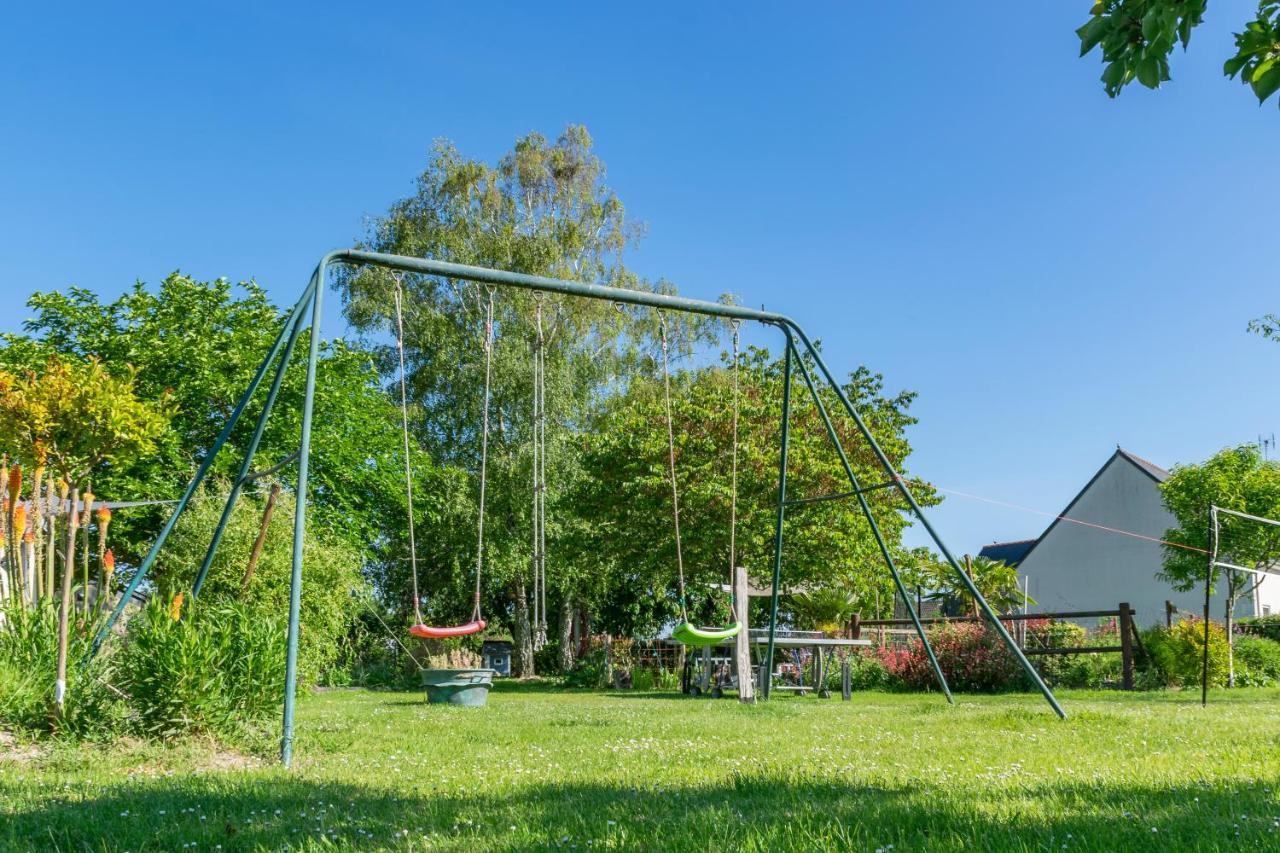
0 276 464 602
786 586 861 634
0 355 169 486
575 346 935 638
1160 445 1280 685
1077 1 1280 107
934 556 1029 617
1249 313 1280 341
336 126 715 674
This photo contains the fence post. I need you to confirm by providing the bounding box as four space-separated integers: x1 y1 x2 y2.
841 659 851 700
1118 602 1134 690
850 613 861 640
733 565 754 703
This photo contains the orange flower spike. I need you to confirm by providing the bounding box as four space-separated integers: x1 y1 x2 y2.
13 504 25 535
103 549 116 577
169 592 185 621
7 463 21 503
57 477 69 501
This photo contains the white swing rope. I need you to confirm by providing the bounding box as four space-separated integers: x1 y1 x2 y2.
728 320 741 624
531 295 549 649
473 287 496 623
658 314 690 623
391 276 423 625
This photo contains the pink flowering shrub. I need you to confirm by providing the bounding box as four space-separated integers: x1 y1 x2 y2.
877 621 1026 693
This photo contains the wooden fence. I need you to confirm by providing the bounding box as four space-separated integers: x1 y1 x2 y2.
855 603 1143 690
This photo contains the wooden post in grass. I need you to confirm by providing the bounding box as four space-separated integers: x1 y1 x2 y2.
733 565 754 703
54 488 79 717
241 482 281 593
1165 600 1175 629
1118 602 1134 691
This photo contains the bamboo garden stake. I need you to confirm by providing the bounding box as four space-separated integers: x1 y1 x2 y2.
80 488 94 613
54 487 80 717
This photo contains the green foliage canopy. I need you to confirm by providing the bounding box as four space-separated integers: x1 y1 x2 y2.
1159 445 1280 597
576 345 936 636
0 275 461 578
1078 1 1280 107
0 355 169 484
336 126 718 654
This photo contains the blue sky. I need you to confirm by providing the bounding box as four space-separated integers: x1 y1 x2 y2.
2 2 1276 555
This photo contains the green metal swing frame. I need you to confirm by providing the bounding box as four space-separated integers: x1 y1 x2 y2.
88 248 1066 767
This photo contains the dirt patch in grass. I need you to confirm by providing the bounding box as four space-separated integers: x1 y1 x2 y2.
197 748 261 772
0 729 42 764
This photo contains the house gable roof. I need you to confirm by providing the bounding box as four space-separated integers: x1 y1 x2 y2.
1115 448 1170 483
1015 448 1167 568
977 539 1037 566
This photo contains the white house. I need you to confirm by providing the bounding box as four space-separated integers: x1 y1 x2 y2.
979 448 1280 626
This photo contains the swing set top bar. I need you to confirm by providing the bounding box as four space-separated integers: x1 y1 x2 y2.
327 250 792 327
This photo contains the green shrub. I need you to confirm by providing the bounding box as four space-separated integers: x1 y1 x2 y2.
118 595 285 738
0 596 124 737
321 611 418 689
879 622 1026 692
1144 618 1228 688
534 639 563 676
0 601 122 738
1233 634 1280 686
1023 619 1124 688
564 646 606 688
153 483 365 684
1238 614 1280 643
826 651 891 691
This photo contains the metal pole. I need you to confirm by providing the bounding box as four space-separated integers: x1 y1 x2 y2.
785 325 1065 719
281 269 325 767
763 329 794 699
337 250 787 325
192 293 308 597
1202 507 1218 707
788 340 953 702
87 278 317 662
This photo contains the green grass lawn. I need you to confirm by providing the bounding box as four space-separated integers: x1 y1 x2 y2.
4 685 1280 851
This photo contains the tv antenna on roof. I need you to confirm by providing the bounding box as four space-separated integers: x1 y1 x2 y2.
1260 433 1276 460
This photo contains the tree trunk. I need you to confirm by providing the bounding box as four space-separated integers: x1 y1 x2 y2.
513 579 535 678
559 595 575 671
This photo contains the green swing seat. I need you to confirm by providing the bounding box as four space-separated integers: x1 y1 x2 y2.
672 620 743 648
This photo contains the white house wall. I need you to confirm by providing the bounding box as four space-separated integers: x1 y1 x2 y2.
1019 455 1250 626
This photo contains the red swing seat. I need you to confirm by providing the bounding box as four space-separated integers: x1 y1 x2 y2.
409 619 486 639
